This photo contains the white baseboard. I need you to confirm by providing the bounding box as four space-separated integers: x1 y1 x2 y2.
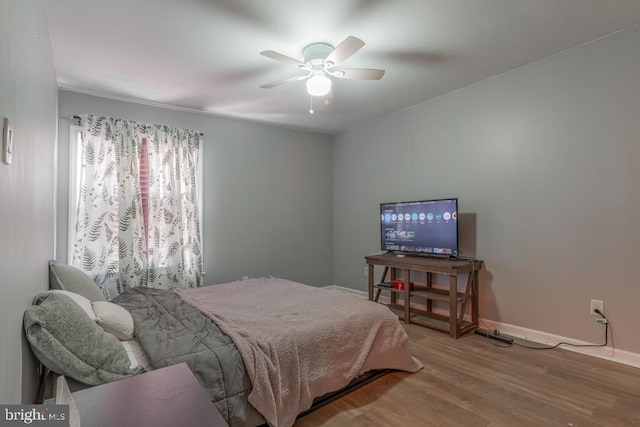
325 285 640 369
480 319 640 369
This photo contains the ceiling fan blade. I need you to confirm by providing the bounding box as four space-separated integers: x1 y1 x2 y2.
335 68 385 80
325 36 365 66
260 75 307 89
260 50 306 68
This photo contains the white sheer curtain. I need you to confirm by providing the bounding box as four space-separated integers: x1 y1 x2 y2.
70 115 202 298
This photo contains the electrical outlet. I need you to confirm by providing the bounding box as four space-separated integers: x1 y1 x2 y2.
364 266 369 277
590 299 604 316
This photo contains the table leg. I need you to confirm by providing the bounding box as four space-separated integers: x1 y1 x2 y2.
449 274 457 337
368 264 374 301
472 270 479 325
404 269 411 324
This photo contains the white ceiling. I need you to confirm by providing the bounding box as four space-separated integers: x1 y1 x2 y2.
46 0 640 135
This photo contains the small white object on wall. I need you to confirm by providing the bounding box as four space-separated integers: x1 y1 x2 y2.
2 117 14 165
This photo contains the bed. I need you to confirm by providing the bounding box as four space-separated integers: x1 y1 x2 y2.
26 264 422 427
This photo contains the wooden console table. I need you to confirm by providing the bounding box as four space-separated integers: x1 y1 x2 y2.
365 253 483 338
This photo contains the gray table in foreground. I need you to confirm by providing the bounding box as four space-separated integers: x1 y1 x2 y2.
58 363 227 427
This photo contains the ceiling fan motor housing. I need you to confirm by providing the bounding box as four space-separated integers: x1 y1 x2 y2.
303 43 334 66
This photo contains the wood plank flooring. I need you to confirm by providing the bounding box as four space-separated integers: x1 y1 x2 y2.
295 324 640 426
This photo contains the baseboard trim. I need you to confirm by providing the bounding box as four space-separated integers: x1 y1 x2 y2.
480 319 640 369
325 285 640 369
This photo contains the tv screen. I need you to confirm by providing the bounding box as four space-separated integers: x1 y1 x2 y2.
380 198 458 256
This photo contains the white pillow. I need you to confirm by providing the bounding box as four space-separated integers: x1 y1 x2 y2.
92 301 135 341
121 340 153 371
48 289 96 321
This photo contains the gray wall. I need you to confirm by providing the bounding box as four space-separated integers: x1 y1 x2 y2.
0 0 57 403
57 91 333 287
333 25 640 354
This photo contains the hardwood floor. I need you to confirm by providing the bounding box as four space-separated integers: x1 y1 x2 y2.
295 324 640 426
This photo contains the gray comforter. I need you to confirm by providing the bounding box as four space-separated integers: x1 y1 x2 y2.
113 287 264 427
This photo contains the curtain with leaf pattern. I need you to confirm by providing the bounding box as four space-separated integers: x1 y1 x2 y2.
71 115 202 298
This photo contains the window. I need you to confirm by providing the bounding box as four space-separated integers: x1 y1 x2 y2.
140 138 150 248
68 115 203 298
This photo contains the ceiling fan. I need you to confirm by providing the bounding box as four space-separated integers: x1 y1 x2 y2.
260 36 385 97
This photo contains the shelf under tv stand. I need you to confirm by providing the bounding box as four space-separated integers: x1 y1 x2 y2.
366 253 483 338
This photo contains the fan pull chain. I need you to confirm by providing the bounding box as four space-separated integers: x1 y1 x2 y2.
309 96 314 114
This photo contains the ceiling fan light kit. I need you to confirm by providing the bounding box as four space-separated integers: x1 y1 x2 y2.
306 74 332 97
260 36 385 107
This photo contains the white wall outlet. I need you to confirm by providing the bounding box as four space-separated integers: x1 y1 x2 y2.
364 266 369 277
590 299 604 316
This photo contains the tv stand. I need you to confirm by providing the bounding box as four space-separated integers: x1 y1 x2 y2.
365 253 483 338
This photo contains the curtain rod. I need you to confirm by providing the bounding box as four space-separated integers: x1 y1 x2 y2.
61 115 204 136
62 115 81 125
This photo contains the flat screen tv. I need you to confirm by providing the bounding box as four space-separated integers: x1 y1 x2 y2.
380 198 458 256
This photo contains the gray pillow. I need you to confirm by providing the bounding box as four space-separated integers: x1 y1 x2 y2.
49 260 106 301
24 292 144 386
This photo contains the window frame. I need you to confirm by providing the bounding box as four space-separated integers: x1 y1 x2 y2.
67 125 83 264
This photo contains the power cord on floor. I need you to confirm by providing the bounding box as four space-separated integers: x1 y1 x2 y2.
479 309 610 350
513 308 609 350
